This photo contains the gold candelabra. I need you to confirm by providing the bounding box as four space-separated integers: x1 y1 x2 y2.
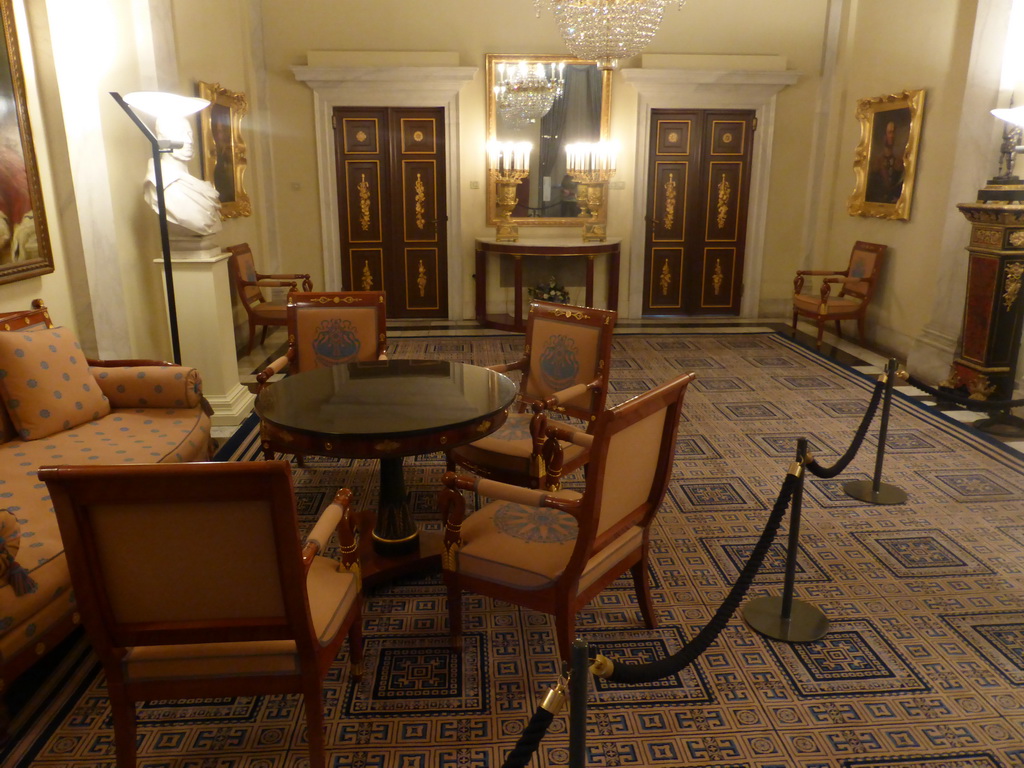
568 168 615 242
490 168 529 242
488 141 532 242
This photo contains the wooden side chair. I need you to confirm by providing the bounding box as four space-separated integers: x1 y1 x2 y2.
439 371 695 663
227 243 313 354
792 240 888 348
447 300 617 490
39 460 363 768
255 291 388 389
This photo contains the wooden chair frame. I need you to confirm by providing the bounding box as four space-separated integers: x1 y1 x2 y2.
439 372 695 662
792 240 887 347
256 290 388 389
227 243 313 354
39 460 362 768
447 300 617 489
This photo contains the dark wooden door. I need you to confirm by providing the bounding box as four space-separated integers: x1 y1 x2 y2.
334 107 448 318
642 109 754 315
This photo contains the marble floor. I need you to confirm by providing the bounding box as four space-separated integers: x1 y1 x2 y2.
222 317 1024 458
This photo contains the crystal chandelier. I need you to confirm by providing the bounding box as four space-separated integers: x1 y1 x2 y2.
494 60 565 129
535 0 681 70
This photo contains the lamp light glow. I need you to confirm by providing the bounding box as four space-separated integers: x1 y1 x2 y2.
992 106 1024 128
122 91 209 118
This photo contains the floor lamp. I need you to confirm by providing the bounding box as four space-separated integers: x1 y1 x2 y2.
110 91 209 365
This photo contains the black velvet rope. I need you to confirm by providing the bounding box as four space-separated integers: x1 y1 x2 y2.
501 706 556 768
597 473 798 685
904 373 1024 411
805 377 885 479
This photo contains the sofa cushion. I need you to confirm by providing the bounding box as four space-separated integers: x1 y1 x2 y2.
0 328 110 440
91 366 202 409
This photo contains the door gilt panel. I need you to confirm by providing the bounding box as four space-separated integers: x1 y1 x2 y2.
343 118 380 153
345 160 382 242
402 160 437 243
656 120 691 155
405 248 440 310
401 118 437 154
652 161 687 242
701 248 736 309
710 120 746 156
649 247 684 309
706 161 742 242
350 248 385 291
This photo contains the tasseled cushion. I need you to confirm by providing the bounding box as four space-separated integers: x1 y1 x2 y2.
0 507 37 596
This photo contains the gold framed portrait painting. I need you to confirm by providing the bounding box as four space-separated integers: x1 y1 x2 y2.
847 89 925 221
197 81 251 219
0 0 52 285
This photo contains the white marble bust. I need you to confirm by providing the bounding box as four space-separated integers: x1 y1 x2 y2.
143 116 222 237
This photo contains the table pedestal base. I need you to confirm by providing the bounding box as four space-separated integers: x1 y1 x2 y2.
371 457 420 556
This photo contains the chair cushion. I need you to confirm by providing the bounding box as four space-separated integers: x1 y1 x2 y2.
0 327 110 440
249 300 288 322
452 413 588 477
457 495 644 594
792 294 862 316
121 555 357 681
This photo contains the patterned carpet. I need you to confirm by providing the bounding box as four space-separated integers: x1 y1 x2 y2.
5 331 1024 767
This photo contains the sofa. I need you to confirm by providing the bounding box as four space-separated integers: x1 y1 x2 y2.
0 300 213 691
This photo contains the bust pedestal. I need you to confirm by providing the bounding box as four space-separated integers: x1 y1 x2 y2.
949 197 1024 424
157 237 254 427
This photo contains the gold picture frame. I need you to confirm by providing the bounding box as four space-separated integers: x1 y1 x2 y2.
0 0 53 284
847 88 925 221
197 81 251 219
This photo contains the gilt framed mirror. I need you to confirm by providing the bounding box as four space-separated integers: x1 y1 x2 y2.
486 53 611 228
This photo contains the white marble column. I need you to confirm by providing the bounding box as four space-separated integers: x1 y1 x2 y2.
156 239 254 428
907 0 1014 385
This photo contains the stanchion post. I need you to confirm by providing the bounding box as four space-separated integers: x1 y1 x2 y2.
743 438 830 643
844 358 908 505
569 640 589 768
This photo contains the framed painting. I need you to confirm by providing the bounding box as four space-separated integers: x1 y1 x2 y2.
197 81 251 219
848 88 926 221
0 0 52 284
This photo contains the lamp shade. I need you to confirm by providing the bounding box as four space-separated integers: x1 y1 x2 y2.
992 106 1024 127
122 91 209 118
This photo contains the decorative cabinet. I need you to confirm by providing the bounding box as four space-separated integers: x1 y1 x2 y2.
951 201 1024 400
474 238 620 332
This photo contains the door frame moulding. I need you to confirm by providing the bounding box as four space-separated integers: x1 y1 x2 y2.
621 68 799 319
292 65 477 319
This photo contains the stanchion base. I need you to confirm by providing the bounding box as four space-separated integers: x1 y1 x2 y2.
843 479 908 505
974 412 1024 438
743 596 829 642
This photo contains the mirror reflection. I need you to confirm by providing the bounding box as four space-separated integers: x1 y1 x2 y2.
486 54 611 226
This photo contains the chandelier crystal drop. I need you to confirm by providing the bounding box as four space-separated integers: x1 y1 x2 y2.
494 60 566 128
535 0 680 70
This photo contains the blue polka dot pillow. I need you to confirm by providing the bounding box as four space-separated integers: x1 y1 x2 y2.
0 327 111 440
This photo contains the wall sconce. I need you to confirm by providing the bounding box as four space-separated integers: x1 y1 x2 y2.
110 91 210 365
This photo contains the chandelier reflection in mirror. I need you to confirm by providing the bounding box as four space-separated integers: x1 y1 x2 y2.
494 60 565 129
535 0 682 70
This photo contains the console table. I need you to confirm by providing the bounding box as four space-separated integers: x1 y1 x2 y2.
474 237 620 332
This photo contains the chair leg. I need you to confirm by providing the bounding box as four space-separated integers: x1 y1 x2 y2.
246 319 257 355
107 684 138 768
856 316 866 345
348 612 365 680
631 558 658 629
791 309 798 336
834 319 843 339
446 580 463 650
554 610 576 665
301 681 327 768
260 324 269 347
815 321 825 348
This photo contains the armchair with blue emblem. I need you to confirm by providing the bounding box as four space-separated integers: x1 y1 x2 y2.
256 291 388 391
446 300 617 490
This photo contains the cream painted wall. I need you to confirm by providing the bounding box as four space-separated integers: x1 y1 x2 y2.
817 0 980 356
256 0 830 318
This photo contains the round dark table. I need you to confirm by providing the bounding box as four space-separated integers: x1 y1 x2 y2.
254 359 517 585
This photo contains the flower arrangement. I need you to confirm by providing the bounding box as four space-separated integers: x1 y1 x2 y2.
528 276 570 304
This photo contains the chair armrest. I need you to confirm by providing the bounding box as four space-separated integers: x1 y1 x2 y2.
302 487 357 572
255 272 313 292
824 276 866 286
90 365 203 408
489 356 529 375
545 422 594 449
538 379 601 411
256 351 293 388
795 269 848 277
242 278 300 293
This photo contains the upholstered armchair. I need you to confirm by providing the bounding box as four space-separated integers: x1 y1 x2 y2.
439 371 696 663
447 300 617 490
255 291 388 390
792 241 888 348
40 460 363 768
227 243 313 354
